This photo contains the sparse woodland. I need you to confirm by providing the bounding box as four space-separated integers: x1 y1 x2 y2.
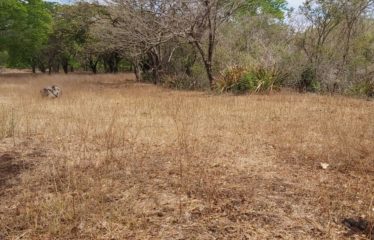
1 0 374 96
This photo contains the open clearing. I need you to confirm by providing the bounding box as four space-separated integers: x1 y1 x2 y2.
0 73 373 239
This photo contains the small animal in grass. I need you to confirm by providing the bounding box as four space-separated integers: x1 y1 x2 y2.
40 85 62 98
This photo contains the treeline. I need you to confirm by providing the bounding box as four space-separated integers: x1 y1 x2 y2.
0 0 130 74
0 0 373 96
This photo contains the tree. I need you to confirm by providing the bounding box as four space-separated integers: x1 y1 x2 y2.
0 0 27 50
339 0 374 70
297 0 374 90
48 4 86 73
0 0 24 68
161 0 287 87
0 0 52 71
298 0 342 84
94 0 180 82
99 0 287 87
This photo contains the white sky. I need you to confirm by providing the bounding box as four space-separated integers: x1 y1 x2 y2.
287 0 304 9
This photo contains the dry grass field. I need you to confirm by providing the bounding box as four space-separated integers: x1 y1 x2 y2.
0 73 373 239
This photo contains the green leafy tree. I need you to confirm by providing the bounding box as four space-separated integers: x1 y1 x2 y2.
0 0 52 70
0 0 27 66
181 0 288 88
240 0 288 19
43 3 107 74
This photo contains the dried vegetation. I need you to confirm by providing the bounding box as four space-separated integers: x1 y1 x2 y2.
0 73 373 239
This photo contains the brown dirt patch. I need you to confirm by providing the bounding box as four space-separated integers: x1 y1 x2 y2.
0 151 23 195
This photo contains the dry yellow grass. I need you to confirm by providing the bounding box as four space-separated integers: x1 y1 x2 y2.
0 73 373 239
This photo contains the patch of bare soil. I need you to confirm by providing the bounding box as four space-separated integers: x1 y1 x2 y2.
0 138 47 197
0 151 22 195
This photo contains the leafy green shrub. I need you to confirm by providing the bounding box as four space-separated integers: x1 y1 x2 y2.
235 72 257 93
190 63 210 89
310 80 321 92
299 67 320 92
350 79 374 97
0 51 9 67
215 65 287 94
250 66 287 92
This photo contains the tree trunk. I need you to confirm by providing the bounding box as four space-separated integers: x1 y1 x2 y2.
54 64 60 73
40 69 46 74
103 61 109 73
149 52 160 84
194 42 214 89
61 59 69 74
39 64 46 73
106 57 115 73
113 53 121 73
32 65 36 74
133 63 142 81
109 61 114 73
191 1 217 89
62 63 68 74
91 65 97 74
204 61 214 87
185 53 196 77
103 52 120 73
89 60 98 74
152 68 159 84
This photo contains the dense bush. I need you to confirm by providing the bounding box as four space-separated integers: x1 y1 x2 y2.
215 65 287 94
215 66 247 93
350 79 374 98
298 67 320 92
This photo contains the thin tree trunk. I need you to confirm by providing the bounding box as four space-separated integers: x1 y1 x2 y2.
149 51 161 84
61 59 69 74
62 63 68 74
194 41 214 89
133 63 142 81
191 0 217 89
114 54 121 73
89 60 98 74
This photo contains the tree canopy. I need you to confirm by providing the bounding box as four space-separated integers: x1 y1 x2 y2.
0 0 373 96
1 0 52 69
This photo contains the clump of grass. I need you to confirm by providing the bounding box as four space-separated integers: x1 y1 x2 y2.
298 66 321 92
215 65 287 94
349 79 374 98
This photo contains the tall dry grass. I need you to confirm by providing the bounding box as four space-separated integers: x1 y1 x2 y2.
0 73 373 239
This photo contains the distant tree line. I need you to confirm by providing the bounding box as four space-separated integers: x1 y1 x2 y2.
0 0 373 96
